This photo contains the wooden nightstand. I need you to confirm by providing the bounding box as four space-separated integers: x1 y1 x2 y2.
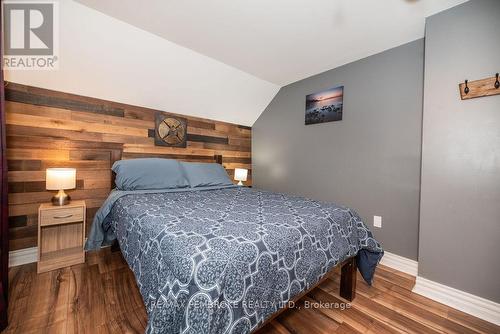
37 200 86 273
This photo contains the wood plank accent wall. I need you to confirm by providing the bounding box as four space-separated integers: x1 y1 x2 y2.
4 82 252 251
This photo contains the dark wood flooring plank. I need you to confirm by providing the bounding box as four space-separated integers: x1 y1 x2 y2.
447 308 500 334
318 279 442 334
333 323 363 334
369 289 479 334
305 291 401 334
257 321 292 334
277 301 340 334
7 267 70 333
66 263 108 332
372 265 415 291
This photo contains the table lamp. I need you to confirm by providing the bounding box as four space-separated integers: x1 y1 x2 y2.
46 168 76 206
234 168 248 186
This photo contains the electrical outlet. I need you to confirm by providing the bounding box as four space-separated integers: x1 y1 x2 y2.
373 216 382 228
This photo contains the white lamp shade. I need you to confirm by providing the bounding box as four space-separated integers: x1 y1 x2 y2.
234 168 248 182
46 168 76 190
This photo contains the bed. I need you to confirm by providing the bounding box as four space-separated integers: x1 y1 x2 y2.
86 155 383 334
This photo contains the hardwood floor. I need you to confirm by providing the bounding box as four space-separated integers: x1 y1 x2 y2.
3 248 499 334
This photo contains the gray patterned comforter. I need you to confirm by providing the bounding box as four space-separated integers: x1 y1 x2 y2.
107 187 383 333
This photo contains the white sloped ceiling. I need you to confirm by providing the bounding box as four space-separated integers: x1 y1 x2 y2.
5 0 280 126
76 0 468 86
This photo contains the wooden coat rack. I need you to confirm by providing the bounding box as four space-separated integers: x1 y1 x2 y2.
459 73 500 100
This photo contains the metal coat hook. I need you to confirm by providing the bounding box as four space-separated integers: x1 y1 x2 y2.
464 80 469 94
459 73 500 100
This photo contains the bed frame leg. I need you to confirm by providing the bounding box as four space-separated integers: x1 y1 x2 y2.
340 257 357 301
110 240 120 253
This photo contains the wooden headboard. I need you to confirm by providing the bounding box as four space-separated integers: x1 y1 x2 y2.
5 82 250 251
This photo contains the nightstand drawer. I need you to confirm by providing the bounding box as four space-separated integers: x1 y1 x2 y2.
40 206 84 226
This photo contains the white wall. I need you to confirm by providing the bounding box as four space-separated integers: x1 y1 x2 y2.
5 0 279 126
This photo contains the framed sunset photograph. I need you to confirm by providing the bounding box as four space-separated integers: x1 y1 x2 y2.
305 86 344 125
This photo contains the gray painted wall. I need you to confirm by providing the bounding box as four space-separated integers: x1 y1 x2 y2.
253 39 424 260
419 0 500 302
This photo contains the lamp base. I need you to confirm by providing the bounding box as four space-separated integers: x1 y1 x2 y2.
237 180 244 186
51 189 71 206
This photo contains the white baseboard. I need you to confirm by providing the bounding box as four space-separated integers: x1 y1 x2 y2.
413 276 500 326
9 247 37 267
380 251 418 276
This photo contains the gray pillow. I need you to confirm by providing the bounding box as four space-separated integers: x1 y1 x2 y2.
112 158 189 190
181 162 233 187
